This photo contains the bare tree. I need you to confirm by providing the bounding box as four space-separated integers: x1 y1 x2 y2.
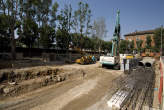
93 17 107 53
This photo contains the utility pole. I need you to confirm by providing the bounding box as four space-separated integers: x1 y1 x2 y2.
161 25 163 56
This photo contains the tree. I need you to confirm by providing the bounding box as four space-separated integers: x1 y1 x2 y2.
56 29 70 50
128 40 134 53
93 17 107 38
77 2 86 36
2 0 20 59
101 41 112 53
37 0 52 26
91 36 99 51
92 17 107 53
39 25 55 49
83 36 92 50
50 2 59 27
57 4 72 32
119 40 129 53
20 18 38 48
73 2 92 50
34 0 56 49
85 5 92 37
56 4 73 51
18 0 39 49
146 35 152 49
0 0 102 56
0 14 11 52
136 40 143 53
154 28 164 52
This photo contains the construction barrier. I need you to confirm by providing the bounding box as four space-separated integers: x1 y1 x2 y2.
159 57 164 109
159 62 163 104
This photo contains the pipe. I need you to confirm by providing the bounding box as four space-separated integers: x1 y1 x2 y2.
138 58 155 68
145 62 152 67
138 61 144 67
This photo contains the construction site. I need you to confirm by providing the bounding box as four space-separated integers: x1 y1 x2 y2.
0 0 164 110
0 55 161 110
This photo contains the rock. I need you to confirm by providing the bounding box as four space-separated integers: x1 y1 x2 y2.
3 88 10 94
8 81 16 85
61 75 66 81
52 77 57 82
47 69 52 75
3 87 14 94
45 76 52 82
53 69 59 76
56 75 61 82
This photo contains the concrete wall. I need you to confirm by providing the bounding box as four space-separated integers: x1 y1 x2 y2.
42 53 100 62
0 53 23 60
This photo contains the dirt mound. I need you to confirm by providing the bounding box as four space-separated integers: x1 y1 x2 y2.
0 66 85 99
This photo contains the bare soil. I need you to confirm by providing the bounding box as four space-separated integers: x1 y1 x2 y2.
0 62 123 110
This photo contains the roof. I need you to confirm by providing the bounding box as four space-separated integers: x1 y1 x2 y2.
124 29 155 36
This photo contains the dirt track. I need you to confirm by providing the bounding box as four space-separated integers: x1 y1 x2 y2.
0 63 123 110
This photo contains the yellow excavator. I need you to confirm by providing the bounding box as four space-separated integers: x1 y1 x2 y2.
75 55 96 64
74 48 96 65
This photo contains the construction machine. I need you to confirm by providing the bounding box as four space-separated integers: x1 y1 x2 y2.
75 55 96 65
74 47 96 65
100 10 121 69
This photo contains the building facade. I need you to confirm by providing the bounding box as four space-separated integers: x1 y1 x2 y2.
124 30 155 48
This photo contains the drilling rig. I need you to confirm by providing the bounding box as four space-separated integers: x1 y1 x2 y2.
100 10 120 69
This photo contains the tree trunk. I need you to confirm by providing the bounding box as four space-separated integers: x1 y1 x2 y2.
11 29 16 60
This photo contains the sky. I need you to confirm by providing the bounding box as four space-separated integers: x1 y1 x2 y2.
53 0 164 40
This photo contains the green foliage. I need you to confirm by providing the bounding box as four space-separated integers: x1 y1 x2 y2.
136 40 143 52
0 14 10 48
70 34 112 52
39 25 55 49
91 37 100 51
20 18 38 48
154 28 164 52
101 41 112 53
0 0 21 59
83 37 92 50
73 2 92 36
119 40 129 53
57 4 72 32
71 33 81 48
51 2 59 27
71 2 92 50
146 35 152 49
130 40 134 50
0 1 112 54
56 29 70 50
